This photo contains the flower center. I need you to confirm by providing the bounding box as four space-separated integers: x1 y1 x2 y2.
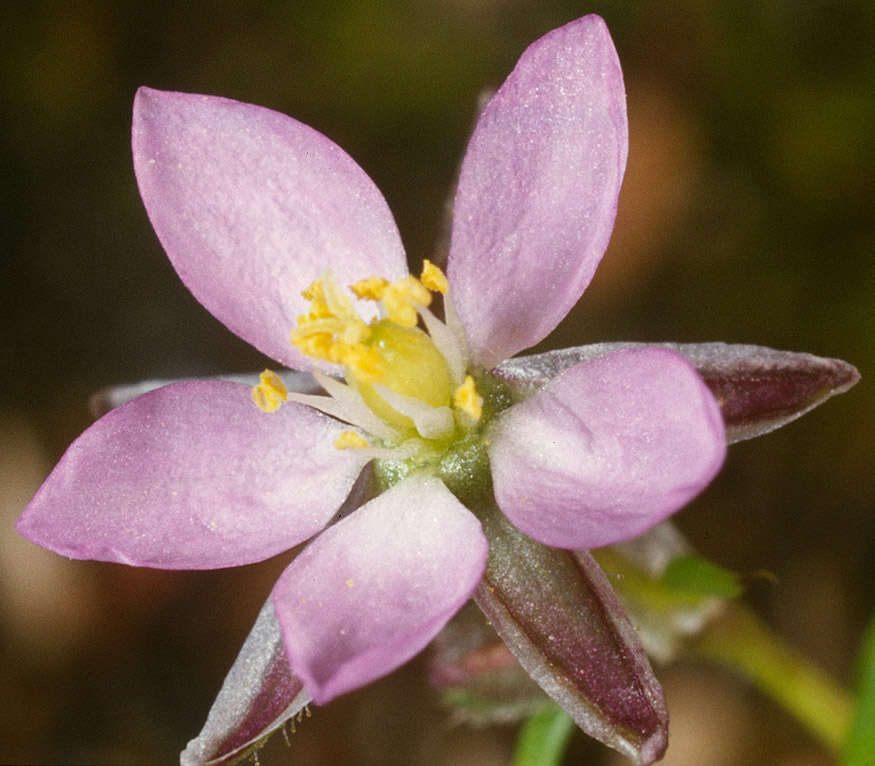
253 261 483 444
249 260 513 506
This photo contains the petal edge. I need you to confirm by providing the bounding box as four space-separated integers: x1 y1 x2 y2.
489 347 725 549
133 87 407 369
17 380 368 569
272 476 487 703
449 15 628 367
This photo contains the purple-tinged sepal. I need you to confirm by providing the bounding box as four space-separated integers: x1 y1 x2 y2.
471 500 668 765
497 342 859 443
430 522 732 718
180 599 309 766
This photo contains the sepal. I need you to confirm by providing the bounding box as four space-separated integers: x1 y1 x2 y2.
497 342 859 443
180 599 309 766
471 499 668 765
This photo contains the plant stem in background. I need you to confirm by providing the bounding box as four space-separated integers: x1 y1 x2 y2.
688 602 853 753
843 613 875 766
512 704 575 766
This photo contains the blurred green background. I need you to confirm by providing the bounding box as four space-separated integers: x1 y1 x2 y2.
1 1 872 764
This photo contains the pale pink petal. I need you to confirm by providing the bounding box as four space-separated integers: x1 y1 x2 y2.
271 475 487 704
16 381 368 569
132 88 408 369
448 15 628 368
489 348 725 549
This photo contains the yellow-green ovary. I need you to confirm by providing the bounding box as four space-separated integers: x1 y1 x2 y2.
351 319 453 434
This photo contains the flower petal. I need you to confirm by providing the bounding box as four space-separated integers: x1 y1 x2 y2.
180 599 309 766
448 15 627 367
16 380 368 568
489 347 725 549
132 87 408 369
271 475 487 704
496 342 861 443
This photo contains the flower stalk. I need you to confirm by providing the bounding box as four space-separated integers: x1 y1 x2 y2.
686 602 854 754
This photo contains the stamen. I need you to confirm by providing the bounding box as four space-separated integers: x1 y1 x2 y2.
301 279 324 302
311 370 401 440
290 267 472 445
320 272 357 318
442 287 471 371
382 276 432 327
420 259 448 294
454 375 483 422
251 369 288 413
299 279 333 320
374 384 455 440
334 431 369 450
342 344 386 382
285 388 399 441
351 276 389 301
418 304 465 385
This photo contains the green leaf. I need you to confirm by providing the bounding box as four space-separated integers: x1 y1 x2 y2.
513 705 575 766
843 613 875 765
661 554 743 599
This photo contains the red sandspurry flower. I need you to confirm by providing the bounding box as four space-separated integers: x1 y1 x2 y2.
18 15 738 764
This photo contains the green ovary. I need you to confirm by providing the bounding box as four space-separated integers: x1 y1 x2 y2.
351 319 453 434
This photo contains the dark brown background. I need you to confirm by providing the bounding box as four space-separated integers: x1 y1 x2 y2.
2 1 872 764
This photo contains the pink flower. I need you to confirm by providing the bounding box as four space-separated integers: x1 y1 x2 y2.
16 14 726 761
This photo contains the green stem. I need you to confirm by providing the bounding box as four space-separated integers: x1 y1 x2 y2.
512 704 575 766
687 602 853 753
843 613 875 766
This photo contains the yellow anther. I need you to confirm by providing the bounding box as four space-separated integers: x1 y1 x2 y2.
453 375 483 422
351 276 389 301
291 331 333 361
292 317 344 338
301 279 324 302
382 275 432 327
398 275 432 305
342 324 370 346
420 260 448 294
252 369 288 413
298 279 335 321
321 272 357 318
342 344 385 382
334 431 369 450
292 273 380 370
